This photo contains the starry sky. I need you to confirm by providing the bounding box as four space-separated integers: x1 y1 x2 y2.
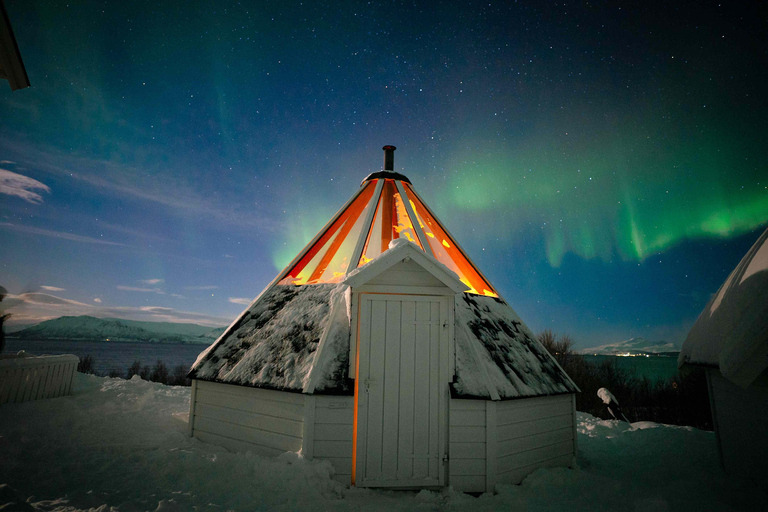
1 0 766 348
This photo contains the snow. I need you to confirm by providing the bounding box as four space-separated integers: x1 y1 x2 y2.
453 294 578 399
597 387 617 405
1 374 765 511
190 283 351 393
679 227 768 387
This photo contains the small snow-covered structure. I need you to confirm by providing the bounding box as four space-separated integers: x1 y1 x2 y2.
189 146 578 491
679 226 768 479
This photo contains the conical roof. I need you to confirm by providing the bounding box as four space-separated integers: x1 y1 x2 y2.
189 147 578 399
275 151 496 296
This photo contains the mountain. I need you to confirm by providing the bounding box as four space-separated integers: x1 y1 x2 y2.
10 316 227 343
579 337 680 356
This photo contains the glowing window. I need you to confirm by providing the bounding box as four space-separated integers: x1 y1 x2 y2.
403 183 497 296
279 181 376 285
358 180 424 266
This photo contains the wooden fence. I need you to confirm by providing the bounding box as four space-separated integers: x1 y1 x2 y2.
0 353 79 404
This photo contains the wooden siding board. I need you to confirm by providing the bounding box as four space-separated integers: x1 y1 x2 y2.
450 442 486 459
314 423 354 442
365 298 387 480
302 395 315 459
497 414 574 442
496 401 572 426
196 380 305 405
451 409 487 427
497 440 574 474
314 406 354 425
485 400 497 492
194 417 301 453
412 300 431 479
451 398 487 412
314 440 354 458
196 388 304 421
382 299 402 479
450 426 486 443
193 430 284 458
188 380 198 436
449 458 486 476
397 299 416 480
195 403 303 438
497 427 574 458
368 269 446 288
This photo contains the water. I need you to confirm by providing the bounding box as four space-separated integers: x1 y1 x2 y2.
582 354 680 382
5 339 680 383
5 339 209 376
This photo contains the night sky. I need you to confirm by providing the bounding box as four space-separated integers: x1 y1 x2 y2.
1 1 766 348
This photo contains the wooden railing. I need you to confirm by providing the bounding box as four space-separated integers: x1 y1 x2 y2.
0 353 79 405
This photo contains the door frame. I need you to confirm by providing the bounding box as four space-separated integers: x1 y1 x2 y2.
352 292 453 488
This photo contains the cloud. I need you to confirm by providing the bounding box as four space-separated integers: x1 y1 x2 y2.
3 292 232 327
0 141 277 230
94 298 102 303
184 285 218 290
40 285 66 291
0 223 126 246
0 168 51 203
117 286 164 294
170 293 186 299
140 278 164 285
228 297 252 305
1 160 16 164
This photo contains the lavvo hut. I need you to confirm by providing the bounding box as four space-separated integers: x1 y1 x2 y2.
188 146 579 492
679 226 768 481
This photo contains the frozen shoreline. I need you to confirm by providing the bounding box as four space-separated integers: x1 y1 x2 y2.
0 374 765 511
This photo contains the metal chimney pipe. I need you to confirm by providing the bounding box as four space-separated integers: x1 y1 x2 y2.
383 145 396 171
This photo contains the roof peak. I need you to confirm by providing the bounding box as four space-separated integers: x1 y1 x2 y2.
361 170 411 185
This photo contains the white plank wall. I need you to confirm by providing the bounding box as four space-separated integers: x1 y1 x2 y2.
365 259 447 289
449 394 576 493
494 394 575 486
0 354 78 405
191 380 304 457
311 395 354 484
449 399 487 492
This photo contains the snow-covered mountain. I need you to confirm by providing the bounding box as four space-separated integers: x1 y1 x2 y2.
579 337 679 356
10 316 227 343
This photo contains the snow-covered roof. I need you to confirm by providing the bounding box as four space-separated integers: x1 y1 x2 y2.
190 281 577 399
190 284 352 394
453 294 578 399
679 227 768 387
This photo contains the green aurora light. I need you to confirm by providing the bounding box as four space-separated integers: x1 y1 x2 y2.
441 124 768 267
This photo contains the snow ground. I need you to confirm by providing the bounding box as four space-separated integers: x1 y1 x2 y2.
1 375 765 512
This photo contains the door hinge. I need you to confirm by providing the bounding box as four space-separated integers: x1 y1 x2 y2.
442 453 449 464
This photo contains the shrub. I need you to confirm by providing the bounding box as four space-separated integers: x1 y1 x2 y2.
77 354 96 374
126 360 142 379
537 331 712 430
170 364 191 386
150 360 169 384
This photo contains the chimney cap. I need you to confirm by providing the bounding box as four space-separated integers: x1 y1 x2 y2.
383 145 396 171
361 145 409 185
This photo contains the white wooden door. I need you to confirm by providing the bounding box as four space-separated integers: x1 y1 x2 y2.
355 294 449 488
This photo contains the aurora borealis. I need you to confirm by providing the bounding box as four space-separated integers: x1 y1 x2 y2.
1 0 766 347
